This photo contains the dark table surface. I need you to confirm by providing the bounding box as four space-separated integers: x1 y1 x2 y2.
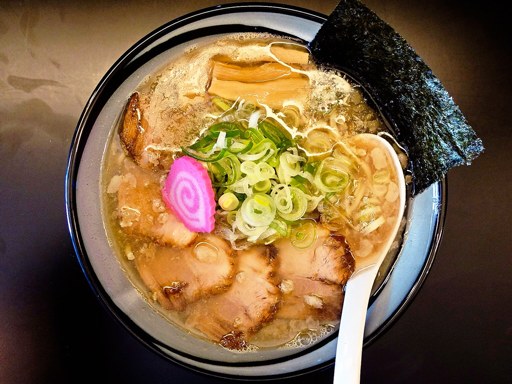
1 1 510 383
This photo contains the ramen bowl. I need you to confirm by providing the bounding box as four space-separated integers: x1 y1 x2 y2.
65 3 445 379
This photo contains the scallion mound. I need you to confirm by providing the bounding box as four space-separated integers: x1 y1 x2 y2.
180 99 369 249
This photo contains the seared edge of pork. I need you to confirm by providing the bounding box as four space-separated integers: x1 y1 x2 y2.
119 93 147 165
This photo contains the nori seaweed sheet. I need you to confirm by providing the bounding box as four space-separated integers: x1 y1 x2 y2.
309 0 483 194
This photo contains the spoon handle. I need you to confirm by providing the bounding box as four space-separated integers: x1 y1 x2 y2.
333 266 378 384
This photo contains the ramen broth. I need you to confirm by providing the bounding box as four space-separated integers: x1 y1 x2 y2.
102 34 405 351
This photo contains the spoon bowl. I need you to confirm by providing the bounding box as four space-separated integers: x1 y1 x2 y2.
333 133 407 383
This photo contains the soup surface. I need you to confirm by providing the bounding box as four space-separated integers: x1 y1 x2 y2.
102 34 405 351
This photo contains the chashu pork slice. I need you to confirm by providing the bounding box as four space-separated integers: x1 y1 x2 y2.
135 234 234 311
185 246 281 350
274 226 355 321
119 92 171 169
112 157 197 248
119 92 207 170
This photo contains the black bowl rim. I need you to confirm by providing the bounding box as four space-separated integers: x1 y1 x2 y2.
64 2 446 380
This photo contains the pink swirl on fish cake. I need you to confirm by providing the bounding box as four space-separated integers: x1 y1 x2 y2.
162 156 215 233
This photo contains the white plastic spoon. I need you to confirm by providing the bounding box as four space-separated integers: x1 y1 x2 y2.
333 134 406 384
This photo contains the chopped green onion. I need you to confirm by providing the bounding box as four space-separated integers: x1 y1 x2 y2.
271 184 293 214
258 120 293 150
212 97 233 111
277 148 305 184
219 192 239 211
234 209 269 237
305 194 324 213
238 139 277 163
229 177 252 196
181 146 227 162
290 220 317 249
269 218 290 237
276 187 308 221
209 122 243 135
208 155 241 186
228 138 253 154
313 157 352 193
253 179 272 194
240 193 276 227
234 100 257 121
247 127 265 143
280 104 302 128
